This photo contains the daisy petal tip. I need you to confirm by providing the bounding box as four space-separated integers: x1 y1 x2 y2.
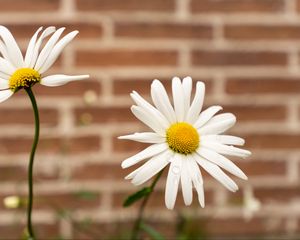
183 76 192 81
80 74 89 79
184 200 193 206
243 150 252 158
165 203 174 210
243 175 249 181
121 161 129 169
172 76 181 82
196 81 205 88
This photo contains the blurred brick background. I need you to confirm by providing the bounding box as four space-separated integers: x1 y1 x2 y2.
0 0 300 239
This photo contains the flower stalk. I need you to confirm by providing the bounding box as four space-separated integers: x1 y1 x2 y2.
25 87 39 240
131 169 164 240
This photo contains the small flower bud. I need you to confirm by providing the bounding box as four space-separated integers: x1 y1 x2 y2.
3 196 21 209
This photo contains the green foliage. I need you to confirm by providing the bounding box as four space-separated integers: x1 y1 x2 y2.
123 187 152 207
140 222 166 240
176 214 207 240
74 190 98 200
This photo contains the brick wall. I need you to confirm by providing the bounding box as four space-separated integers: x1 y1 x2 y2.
0 0 300 239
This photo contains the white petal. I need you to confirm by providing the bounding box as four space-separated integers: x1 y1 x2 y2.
0 41 10 60
194 106 223 129
182 76 192 120
0 78 9 88
151 79 176 123
131 91 169 129
0 57 15 75
121 143 168 168
187 156 205 207
24 27 43 67
0 26 23 68
186 81 205 124
172 77 185 122
198 113 236 135
0 89 13 103
38 30 78 74
125 167 140 180
195 155 238 192
131 151 170 185
201 135 245 146
29 26 56 68
118 132 165 144
201 141 251 158
180 160 193 206
197 147 248 180
131 105 166 136
165 154 182 210
0 72 9 80
41 74 89 87
34 27 65 71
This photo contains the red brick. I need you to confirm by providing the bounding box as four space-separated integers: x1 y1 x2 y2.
0 0 59 12
34 79 101 97
71 163 128 180
225 25 300 40
255 186 300 204
34 192 101 210
191 0 284 13
115 22 213 39
0 108 58 125
76 0 175 12
113 136 147 153
237 160 286 177
58 136 101 154
226 78 300 95
192 50 287 66
0 165 58 182
112 77 213 96
224 105 287 122
75 107 135 124
7 23 103 39
200 217 285 237
296 0 300 12
0 224 59 239
76 49 178 67
0 191 100 210
0 136 100 154
245 134 300 149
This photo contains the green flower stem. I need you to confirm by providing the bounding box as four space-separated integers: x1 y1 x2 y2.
131 169 164 240
25 87 39 240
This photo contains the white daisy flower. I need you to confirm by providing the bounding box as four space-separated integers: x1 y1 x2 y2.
0 25 89 101
119 77 251 210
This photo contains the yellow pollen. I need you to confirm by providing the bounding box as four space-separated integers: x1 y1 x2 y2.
9 68 41 92
166 122 199 155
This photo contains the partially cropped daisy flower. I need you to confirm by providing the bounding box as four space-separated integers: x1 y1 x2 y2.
0 25 88 101
119 77 251 210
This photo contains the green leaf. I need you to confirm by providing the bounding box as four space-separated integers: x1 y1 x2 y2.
74 190 98 200
123 187 152 207
140 222 165 240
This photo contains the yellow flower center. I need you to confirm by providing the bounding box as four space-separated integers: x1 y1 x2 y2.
9 68 41 92
166 122 199 155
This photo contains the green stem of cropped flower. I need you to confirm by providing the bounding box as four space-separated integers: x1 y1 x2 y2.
131 169 164 240
25 87 39 240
